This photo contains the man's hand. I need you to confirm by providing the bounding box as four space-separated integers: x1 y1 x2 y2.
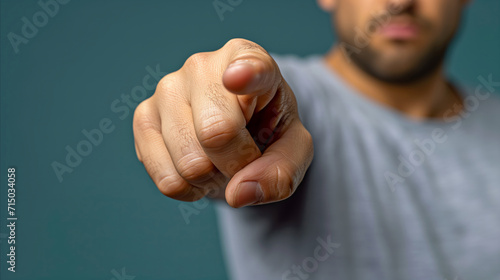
133 39 313 208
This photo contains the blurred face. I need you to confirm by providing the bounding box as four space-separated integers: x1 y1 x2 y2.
323 0 468 83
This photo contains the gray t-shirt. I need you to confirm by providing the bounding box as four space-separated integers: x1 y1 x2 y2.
216 55 500 280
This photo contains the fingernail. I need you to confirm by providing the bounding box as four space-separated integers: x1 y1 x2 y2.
227 59 255 70
225 60 262 90
235 181 263 207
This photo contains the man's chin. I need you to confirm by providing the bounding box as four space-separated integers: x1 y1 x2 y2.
370 70 425 84
356 49 440 84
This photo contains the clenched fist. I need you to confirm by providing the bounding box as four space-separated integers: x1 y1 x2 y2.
133 39 313 208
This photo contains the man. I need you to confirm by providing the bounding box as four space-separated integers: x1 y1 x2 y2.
133 0 500 279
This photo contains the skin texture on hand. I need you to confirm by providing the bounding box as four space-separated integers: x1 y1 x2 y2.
133 39 314 208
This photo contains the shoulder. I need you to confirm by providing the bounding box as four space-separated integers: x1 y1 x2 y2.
459 81 500 122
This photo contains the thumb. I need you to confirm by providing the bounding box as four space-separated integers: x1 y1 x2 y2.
225 119 314 208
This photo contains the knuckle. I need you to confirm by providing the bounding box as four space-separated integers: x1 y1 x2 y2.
133 100 159 133
175 155 215 183
265 164 295 202
142 155 164 181
197 116 243 149
154 73 188 105
225 38 250 48
276 165 295 199
155 74 177 95
224 38 266 54
304 128 314 152
156 173 192 198
184 52 210 70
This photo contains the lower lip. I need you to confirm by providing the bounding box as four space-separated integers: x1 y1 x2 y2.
379 25 419 40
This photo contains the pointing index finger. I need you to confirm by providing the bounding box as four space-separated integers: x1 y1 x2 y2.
221 39 283 122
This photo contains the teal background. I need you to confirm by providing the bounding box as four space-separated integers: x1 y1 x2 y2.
0 0 498 279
